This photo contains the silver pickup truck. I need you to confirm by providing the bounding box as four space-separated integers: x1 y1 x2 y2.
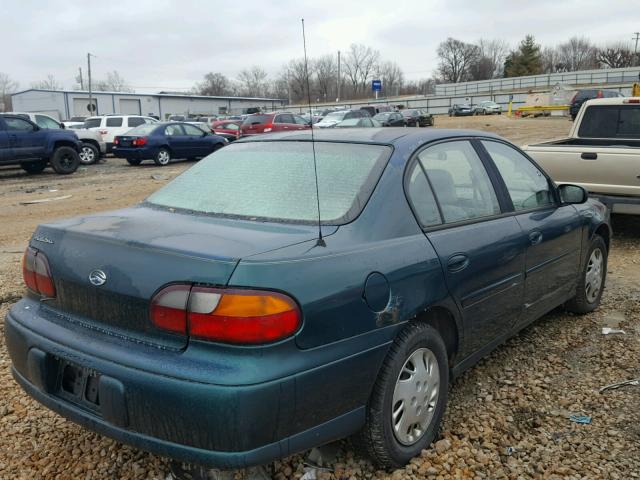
523 97 640 214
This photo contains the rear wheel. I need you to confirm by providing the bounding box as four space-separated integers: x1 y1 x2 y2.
353 323 449 469
126 158 142 166
78 143 99 165
50 146 80 174
20 160 46 174
154 148 171 166
565 235 607 314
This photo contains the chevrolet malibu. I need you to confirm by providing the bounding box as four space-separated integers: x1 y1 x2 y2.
6 129 610 470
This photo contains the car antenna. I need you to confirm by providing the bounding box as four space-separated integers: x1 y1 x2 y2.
302 18 326 247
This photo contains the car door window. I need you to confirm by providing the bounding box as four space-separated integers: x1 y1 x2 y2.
165 125 185 136
4 118 34 131
183 124 204 136
224 123 240 131
128 117 145 128
418 141 500 223
35 115 61 129
293 116 307 125
106 117 123 127
406 161 442 227
482 140 554 211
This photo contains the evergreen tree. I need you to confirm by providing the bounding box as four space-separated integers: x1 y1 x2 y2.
504 35 543 77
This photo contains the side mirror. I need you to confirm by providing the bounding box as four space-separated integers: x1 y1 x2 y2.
558 184 588 204
59 123 66 129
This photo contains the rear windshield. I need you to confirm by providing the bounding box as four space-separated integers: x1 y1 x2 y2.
242 115 271 125
127 124 158 136
84 118 101 128
578 105 640 138
147 141 391 224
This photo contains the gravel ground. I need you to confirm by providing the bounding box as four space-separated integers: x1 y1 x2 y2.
0 115 638 479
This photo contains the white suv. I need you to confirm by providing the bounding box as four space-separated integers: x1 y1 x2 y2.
84 115 158 152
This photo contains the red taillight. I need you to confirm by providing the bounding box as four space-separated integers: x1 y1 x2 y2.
132 137 147 147
22 247 56 298
624 98 640 104
150 285 301 344
114 138 120 145
263 123 273 133
597 90 603 98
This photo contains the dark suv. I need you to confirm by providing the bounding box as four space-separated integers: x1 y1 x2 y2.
570 89 624 120
0 114 82 174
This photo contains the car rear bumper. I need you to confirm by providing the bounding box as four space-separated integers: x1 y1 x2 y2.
5 300 390 469
111 146 155 160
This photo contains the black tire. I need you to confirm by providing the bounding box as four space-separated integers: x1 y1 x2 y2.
353 323 449 469
50 146 80 174
154 148 171 166
126 158 142 166
565 235 607 314
78 142 99 165
20 161 46 174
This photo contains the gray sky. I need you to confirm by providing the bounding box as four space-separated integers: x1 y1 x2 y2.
4 0 638 92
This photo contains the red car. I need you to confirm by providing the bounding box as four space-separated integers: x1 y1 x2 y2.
241 112 310 136
211 120 242 138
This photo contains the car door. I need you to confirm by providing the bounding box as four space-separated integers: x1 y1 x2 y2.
273 114 295 132
293 115 309 130
164 124 190 158
182 124 209 157
391 113 403 126
4 116 47 159
409 139 526 358
0 118 10 162
479 140 583 325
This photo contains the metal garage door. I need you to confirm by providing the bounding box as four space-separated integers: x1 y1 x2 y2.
119 99 141 115
73 98 97 116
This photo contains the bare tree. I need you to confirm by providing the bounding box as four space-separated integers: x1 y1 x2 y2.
31 74 62 90
197 72 233 96
343 44 380 98
478 39 509 78
436 38 480 83
314 55 336 103
597 43 634 68
237 66 269 97
0 73 18 111
284 59 312 103
557 37 598 71
378 61 404 97
94 71 132 92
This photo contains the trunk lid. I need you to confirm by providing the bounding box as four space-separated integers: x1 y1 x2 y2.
32 206 323 349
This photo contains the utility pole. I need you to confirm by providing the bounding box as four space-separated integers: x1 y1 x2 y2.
336 50 341 102
633 33 640 66
87 53 94 115
78 67 84 90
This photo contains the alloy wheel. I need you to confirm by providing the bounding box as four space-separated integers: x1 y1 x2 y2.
79 146 95 164
157 150 170 165
391 348 440 446
585 248 603 303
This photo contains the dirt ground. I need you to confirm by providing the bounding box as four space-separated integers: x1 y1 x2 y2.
0 115 638 479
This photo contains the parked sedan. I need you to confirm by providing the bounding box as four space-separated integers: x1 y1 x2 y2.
448 104 474 116
334 117 382 128
474 101 502 115
112 122 227 166
373 112 406 126
402 109 434 127
7 129 610 471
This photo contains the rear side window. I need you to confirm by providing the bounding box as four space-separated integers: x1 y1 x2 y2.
147 141 391 224
106 117 123 127
406 161 442 227
165 125 184 136
578 106 640 138
418 141 500 223
275 114 294 124
482 141 553 211
128 117 145 127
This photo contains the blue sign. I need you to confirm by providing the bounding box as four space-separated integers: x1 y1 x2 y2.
372 80 382 92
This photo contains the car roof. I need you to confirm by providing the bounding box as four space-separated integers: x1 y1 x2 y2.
237 128 501 146
582 97 638 107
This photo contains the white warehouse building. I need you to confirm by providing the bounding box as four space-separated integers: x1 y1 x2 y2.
10 89 287 120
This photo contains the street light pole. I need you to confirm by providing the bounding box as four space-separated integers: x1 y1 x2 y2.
87 53 94 115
